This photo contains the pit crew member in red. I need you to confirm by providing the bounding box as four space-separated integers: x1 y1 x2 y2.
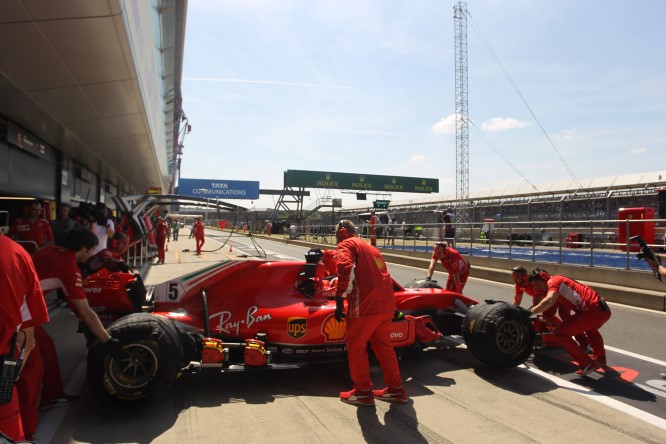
154 217 169 264
84 232 131 275
426 242 470 293
528 270 611 376
511 266 560 323
193 217 205 255
16 228 122 435
0 235 48 442
7 200 55 250
334 220 407 406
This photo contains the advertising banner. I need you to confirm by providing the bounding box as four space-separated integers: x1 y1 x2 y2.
178 178 260 200
284 170 438 193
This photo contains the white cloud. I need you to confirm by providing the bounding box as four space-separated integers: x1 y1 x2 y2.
552 128 581 141
409 154 425 163
630 147 648 155
481 117 531 132
431 114 456 134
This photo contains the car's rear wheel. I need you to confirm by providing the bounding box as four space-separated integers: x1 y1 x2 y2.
462 300 534 368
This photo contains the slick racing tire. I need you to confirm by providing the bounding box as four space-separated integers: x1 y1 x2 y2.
403 278 443 289
87 313 187 403
462 300 535 368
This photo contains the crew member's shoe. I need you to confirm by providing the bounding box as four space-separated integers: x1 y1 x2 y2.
339 389 375 406
372 386 409 404
661 372 666 380
576 361 601 377
39 394 79 410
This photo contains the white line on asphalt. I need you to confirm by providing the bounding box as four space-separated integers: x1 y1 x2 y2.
444 336 666 431
605 345 666 366
232 240 300 260
525 365 666 431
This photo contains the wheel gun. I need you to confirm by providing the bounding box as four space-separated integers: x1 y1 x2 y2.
630 235 662 281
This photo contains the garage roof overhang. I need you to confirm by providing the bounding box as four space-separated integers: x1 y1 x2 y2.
0 0 187 195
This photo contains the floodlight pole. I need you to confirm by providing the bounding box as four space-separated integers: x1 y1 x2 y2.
454 1 470 227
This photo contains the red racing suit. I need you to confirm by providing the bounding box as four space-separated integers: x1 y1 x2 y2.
0 236 49 441
155 220 169 262
17 246 87 437
367 214 378 246
8 217 54 248
433 247 470 293
547 275 611 366
336 236 401 391
193 221 205 254
514 280 560 324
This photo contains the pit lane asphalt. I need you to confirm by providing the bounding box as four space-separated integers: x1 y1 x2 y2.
37 232 666 443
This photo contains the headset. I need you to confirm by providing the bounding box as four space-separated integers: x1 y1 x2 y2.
434 242 447 250
528 267 551 282
337 221 349 240
511 266 528 275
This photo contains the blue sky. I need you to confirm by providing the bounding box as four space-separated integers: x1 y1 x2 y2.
179 0 666 210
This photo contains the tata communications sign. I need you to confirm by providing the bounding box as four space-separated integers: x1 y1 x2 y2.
284 170 438 193
178 178 259 200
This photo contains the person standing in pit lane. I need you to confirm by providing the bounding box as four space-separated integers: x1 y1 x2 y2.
7 199 55 251
50 203 79 246
334 220 407 406
171 219 180 241
16 228 122 438
0 235 49 442
365 211 378 247
426 242 470 293
88 203 114 256
444 209 456 248
154 217 169 264
527 269 611 376
193 217 205 255
387 217 397 246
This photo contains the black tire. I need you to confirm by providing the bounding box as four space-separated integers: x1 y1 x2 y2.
462 300 535 368
403 278 443 289
87 313 185 403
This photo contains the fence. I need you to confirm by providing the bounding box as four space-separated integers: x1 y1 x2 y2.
288 218 666 272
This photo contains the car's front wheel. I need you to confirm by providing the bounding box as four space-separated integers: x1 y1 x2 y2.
462 300 534 368
87 313 185 403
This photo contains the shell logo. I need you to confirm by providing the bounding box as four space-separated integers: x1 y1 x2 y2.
322 315 346 342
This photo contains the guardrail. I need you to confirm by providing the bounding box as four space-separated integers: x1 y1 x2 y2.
285 218 666 272
122 236 153 268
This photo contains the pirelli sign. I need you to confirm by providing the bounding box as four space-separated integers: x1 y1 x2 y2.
284 170 438 194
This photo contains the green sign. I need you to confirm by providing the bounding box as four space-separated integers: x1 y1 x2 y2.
374 200 390 209
284 170 438 193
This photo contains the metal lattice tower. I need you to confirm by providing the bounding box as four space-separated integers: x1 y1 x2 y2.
454 2 469 225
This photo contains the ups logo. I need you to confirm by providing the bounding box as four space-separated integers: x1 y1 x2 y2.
287 317 307 340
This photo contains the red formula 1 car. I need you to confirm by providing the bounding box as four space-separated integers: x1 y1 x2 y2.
85 250 536 403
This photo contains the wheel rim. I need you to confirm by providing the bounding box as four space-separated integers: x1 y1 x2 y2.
495 320 525 354
107 342 158 389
